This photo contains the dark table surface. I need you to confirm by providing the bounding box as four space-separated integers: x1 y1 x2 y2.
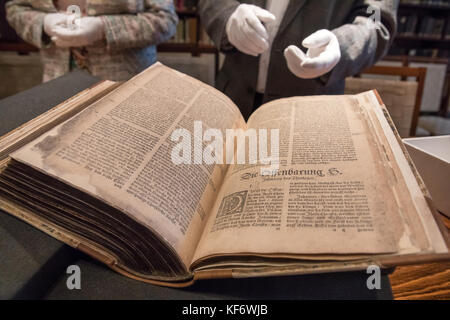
0 70 393 300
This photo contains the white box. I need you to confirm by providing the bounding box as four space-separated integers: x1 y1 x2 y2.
403 136 450 217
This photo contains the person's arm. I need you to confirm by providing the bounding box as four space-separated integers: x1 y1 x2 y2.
5 0 56 48
198 0 240 51
323 0 398 86
101 0 178 51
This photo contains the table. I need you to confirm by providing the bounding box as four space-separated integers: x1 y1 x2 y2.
389 215 450 300
0 70 394 300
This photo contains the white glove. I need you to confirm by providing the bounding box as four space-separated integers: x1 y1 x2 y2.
51 16 104 48
43 13 70 37
284 29 341 79
226 4 276 56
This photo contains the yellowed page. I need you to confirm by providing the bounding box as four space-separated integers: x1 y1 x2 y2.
356 92 446 254
0 80 120 161
193 94 409 265
11 63 246 269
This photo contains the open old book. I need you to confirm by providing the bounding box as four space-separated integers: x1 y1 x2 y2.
0 63 448 287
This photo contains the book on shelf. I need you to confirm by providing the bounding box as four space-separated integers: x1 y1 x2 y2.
170 18 197 44
397 15 419 37
0 63 448 287
169 18 214 46
445 21 450 40
431 18 446 39
404 48 442 58
397 15 445 39
167 3 214 46
418 16 446 39
175 0 197 11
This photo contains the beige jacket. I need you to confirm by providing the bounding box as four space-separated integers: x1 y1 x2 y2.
6 0 178 81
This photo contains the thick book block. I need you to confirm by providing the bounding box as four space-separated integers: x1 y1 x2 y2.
0 70 100 299
0 63 448 289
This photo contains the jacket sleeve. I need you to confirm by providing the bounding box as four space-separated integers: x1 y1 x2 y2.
5 0 56 49
198 0 240 51
101 0 178 51
324 0 398 86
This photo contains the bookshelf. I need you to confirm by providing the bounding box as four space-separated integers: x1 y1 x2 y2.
394 37 450 50
395 1 450 54
391 0 450 116
159 3 219 75
398 1 450 10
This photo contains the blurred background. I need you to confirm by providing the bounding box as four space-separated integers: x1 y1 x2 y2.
1 0 449 137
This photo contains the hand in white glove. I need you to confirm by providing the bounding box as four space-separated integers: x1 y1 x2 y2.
43 13 69 37
51 16 104 48
284 29 341 79
226 4 276 56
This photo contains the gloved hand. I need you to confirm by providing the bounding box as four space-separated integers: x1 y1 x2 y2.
284 29 341 79
226 4 276 56
51 16 105 48
43 13 70 37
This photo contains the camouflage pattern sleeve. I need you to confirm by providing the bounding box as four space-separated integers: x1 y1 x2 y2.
101 0 178 51
5 0 56 49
